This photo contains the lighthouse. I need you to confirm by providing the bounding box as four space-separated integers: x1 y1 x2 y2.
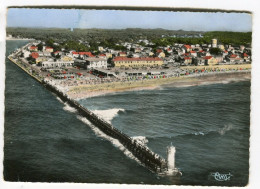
166 144 181 176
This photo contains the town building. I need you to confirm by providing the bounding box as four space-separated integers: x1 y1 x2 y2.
212 39 218 48
112 57 163 68
29 45 38 52
45 47 54 52
41 61 74 68
85 57 107 69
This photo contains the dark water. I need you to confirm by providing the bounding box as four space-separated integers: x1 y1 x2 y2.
4 40 250 186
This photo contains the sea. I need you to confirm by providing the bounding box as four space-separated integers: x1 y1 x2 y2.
4 40 250 186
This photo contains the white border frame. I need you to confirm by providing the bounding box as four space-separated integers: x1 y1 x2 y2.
1 1 260 189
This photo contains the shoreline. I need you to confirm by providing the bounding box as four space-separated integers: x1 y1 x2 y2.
67 71 251 100
6 38 34 41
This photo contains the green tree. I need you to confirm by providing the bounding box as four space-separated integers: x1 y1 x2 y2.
210 48 222 55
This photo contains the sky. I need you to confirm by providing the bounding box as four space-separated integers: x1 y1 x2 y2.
7 8 252 32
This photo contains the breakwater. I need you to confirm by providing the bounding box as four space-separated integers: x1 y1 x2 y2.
42 80 168 172
7 55 169 173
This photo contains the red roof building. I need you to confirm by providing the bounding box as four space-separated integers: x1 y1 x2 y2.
30 52 39 59
72 51 95 57
243 53 249 57
156 49 163 53
113 57 162 62
29 46 38 51
184 45 191 49
203 56 213 60
230 54 237 58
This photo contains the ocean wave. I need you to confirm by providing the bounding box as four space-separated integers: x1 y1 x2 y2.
76 115 141 164
56 97 63 103
131 136 148 146
63 102 77 113
218 124 233 135
193 131 205 136
92 108 125 123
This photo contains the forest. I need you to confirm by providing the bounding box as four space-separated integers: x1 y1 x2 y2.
6 27 252 51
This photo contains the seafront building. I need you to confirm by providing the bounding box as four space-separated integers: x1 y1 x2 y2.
112 57 164 68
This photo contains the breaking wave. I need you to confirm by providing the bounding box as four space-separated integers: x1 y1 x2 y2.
76 115 141 164
92 108 125 123
63 102 77 113
193 131 205 136
56 97 63 103
218 124 233 135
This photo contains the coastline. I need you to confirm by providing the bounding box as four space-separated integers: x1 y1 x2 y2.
6 38 34 41
67 71 251 100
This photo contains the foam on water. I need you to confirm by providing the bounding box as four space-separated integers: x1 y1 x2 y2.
92 108 125 123
63 102 77 113
76 115 141 164
131 136 148 146
193 131 205 136
56 97 63 103
218 124 233 135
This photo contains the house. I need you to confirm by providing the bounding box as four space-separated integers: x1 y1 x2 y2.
243 53 250 62
203 56 218 65
45 47 54 53
72 51 95 58
135 48 142 53
61 55 74 62
190 51 197 57
119 52 127 57
112 57 163 68
30 52 39 59
54 51 62 56
183 45 192 52
183 56 192 65
29 46 38 52
197 57 206 66
158 52 165 58
98 46 104 51
85 57 107 69
166 48 173 53
98 54 107 59
36 56 48 64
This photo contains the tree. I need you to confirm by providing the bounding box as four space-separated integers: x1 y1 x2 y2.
37 43 43 51
210 48 222 55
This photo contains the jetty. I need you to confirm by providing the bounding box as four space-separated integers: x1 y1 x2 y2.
7 54 170 173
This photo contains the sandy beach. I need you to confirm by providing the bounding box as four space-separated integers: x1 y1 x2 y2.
67 71 251 100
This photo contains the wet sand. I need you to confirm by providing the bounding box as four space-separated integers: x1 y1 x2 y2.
67 71 251 100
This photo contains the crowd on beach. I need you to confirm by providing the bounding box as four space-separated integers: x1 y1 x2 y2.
47 66 250 89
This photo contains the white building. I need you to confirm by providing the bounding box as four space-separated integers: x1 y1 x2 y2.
212 39 218 48
86 57 107 69
41 61 74 68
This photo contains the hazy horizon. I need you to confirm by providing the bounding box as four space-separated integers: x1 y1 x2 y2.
6 26 252 33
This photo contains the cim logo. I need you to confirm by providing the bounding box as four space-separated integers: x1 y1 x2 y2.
211 172 233 181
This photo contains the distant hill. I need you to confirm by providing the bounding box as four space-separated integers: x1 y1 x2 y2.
6 27 251 46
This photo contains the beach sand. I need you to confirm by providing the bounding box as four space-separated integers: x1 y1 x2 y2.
67 71 251 100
